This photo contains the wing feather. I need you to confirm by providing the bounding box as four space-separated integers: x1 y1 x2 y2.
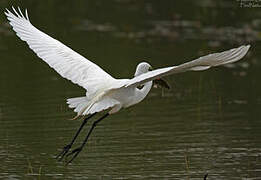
5 7 115 95
125 45 250 88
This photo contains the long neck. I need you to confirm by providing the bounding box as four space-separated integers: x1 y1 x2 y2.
135 81 153 104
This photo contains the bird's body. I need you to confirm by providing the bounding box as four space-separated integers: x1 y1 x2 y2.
67 62 154 116
5 7 251 164
67 77 152 116
111 80 153 108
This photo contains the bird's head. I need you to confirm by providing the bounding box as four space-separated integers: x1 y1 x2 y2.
135 62 170 89
134 62 152 77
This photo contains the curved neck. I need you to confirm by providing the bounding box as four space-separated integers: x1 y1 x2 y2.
135 81 153 104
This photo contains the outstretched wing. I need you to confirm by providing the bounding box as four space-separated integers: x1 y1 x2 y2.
125 45 250 88
5 7 115 94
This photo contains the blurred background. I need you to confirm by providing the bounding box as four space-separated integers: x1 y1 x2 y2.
0 0 260 179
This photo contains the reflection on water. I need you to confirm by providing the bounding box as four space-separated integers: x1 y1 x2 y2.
0 0 261 179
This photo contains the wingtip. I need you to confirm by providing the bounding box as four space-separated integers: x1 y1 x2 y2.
25 8 29 20
11 6 17 15
235 44 251 61
18 7 24 18
4 8 11 15
4 11 9 17
243 44 251 56
246 44 251 50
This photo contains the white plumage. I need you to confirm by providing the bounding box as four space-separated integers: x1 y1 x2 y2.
5 7 251 117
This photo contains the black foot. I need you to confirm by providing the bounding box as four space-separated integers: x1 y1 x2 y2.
65 147 83 165
56 144 72 161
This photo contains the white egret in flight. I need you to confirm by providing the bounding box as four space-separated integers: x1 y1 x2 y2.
5 7 250 164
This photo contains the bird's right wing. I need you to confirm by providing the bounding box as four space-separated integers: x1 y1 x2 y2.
125 45 250 88
5 7 115 94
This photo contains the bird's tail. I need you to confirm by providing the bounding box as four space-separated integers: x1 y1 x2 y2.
67 97 87 108
67 97 91 119
67 93 120 119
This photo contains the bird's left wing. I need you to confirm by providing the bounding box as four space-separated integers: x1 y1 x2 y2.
125 45 250 88
5 7 115 94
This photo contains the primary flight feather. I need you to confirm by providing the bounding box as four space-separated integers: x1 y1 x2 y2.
5 7 251 164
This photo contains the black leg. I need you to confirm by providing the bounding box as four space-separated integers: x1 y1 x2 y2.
56 113 97 161
66 113 109 165
204 173 208 180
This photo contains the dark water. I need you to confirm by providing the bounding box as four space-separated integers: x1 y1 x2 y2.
0 0 261 179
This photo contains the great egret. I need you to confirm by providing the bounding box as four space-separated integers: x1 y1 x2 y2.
5 7 250 164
